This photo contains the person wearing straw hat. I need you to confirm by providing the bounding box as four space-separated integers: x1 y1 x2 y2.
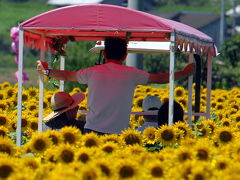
37 37 195 134
43 91 86 132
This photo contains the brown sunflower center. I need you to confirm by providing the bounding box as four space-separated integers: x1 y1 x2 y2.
30 122 38 131
0 117 7 125
33 139 46 151
119 165 134 179
219 131 232 143
78 153 90 163
102 146 114 153
49 135 59 145
85 139 97 147
60 149 74 163
124 134 141 145
147 133 155 140
161 130 174 141
21 119 28 128
99 164 111 177
0 165 13 178
179 152 191 162
194 174 204 180
0 130 6 137
197 149 208 160
176 90 183 97
217 162 227 170
151 166 163 177
0 144 11 155
63 132 75 144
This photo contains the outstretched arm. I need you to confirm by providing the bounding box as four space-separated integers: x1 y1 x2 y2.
36 60 78 82
148 62 195 84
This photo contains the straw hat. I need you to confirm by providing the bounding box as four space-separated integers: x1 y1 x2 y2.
43 91 85 122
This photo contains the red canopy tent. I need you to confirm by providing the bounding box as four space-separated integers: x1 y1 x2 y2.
17 4 216 145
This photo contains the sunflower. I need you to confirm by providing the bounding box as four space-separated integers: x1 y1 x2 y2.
75 147 93 164
193 143 212 161
5 87 16 98
0 137 15 156
174 86 186 98
20 114 29 130
56 144 75 164
115 159 140 179
0 114 8 127
142 126 157 144
21 91 29 102
28 133 52 154
187 165 211 180
22 156 41 170
0 100 8 111
27 87 39 98
215 102 224 111
134 96 144 108
221 118 232 127
125 144 147 155
100 141 118 154
81 132 101 148
43 148 58 163
28 118 38 132
177 97 188 110
121 129 143 146
100 134 120 144
155 125 177 146
45 130 63 146
80 164 101 180
174 121 192 138
213 155 230 171
144 160 165 179
0 157 16 179
0 126 9 138
193 122 210 138
233 112 240 122
213 127 235 145
0 90 5 100
60 126 81 145
175 146 193 162
94 159 113 178
26 101 38 111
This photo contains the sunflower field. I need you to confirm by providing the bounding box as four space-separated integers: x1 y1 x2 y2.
1 81 240 180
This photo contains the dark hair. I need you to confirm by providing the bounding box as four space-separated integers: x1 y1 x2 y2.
104 37 127 61
157 101 184 126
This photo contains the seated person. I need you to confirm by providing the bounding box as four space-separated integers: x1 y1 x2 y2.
43 91 86 132
158 100 184 126
137 96 162 131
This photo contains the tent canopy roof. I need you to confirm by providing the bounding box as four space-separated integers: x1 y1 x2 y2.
20 4 216 56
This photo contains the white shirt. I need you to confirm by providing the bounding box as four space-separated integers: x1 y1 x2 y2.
77 62 149 134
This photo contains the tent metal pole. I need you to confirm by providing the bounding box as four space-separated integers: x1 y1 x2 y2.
16 29 24 146
60 56 65 91
206 54 212 119
187 54 193 126
38 35 45 133
168 32 175 126
193 54 202 122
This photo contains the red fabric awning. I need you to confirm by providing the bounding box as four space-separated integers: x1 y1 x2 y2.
20 4 216 56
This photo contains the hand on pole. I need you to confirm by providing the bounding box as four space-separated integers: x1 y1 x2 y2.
36 60 49 75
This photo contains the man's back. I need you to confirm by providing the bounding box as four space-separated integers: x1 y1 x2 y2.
77 62 149 134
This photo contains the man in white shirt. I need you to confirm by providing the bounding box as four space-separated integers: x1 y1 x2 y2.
37 37 195 134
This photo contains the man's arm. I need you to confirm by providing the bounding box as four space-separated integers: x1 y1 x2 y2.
148 62 195 84
36 60 78 82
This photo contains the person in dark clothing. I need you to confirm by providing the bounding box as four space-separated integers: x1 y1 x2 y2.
157 100 184 126
43 91 86 132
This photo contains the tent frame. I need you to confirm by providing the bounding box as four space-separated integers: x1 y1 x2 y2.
17 29 212 146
